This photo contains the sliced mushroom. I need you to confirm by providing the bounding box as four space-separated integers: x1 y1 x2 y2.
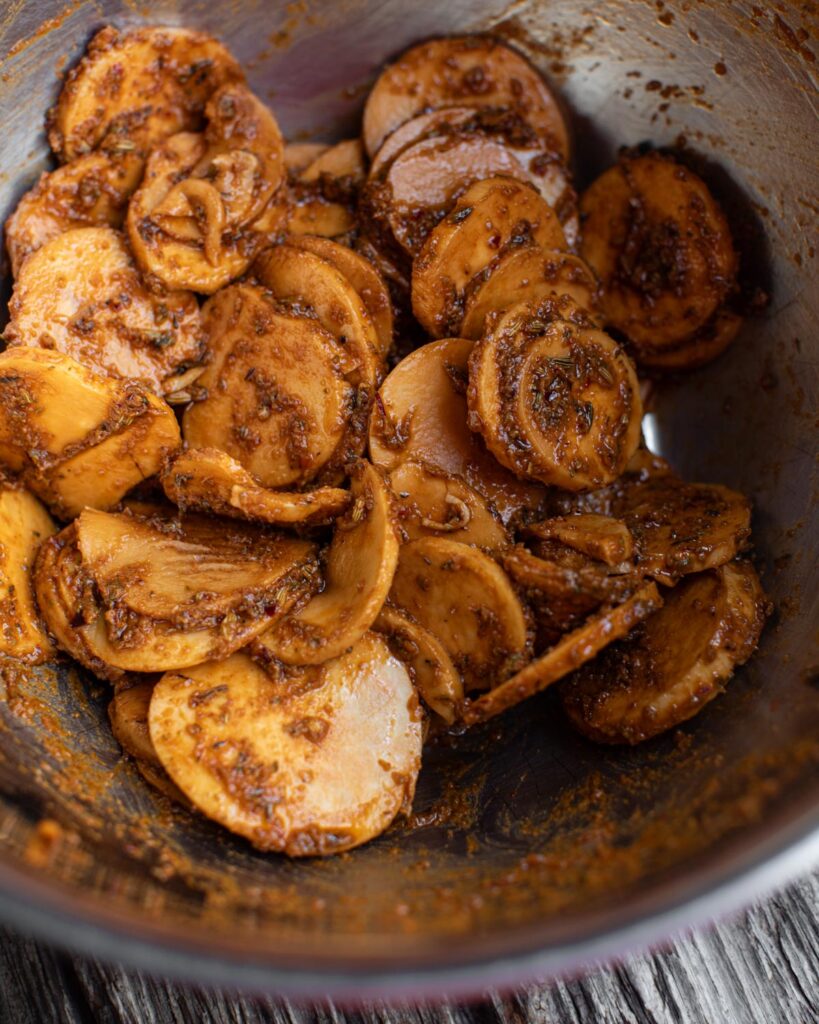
149 632 423 854
256 461 399 665
373 604 463 723
362 36 569 160
368 107 476 180
412 178 568 338
524 513 634 566
468 316 642 490
48 25 244 160
389 536 530 691
637 309 743 372
0 486 57 663
369 337 544 523
6 227 203 394
287 139 365 238
561 562 767 744
284 142 330 174
161 447 350 526
579 152 737 358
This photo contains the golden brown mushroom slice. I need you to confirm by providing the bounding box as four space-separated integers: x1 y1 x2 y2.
461 246 601 340
373 604 463 724
182 284 355 488
0 347 181 519
636 310 743 372
362 36 569 159
524 514 634 566
287 139 365 239
412 178 569 338
149 633 423 855
161 447 350 527
283 142 330 174
256 461 399 666
388 460 510 553
468 316 642 490
5 227 203 395
389 536 530 692
462 582 661 724
5 152 144 276
579 151 737 357
48 25 244 160
0 486 57 663
369 337 544 524
561 562 767 744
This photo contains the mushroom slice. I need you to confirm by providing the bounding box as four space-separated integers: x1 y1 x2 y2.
161 447 350 527
150 632 422 854
368 107 476 179
461 246 601 340
5 227 203 394
561 562 767 744
636 309 743 372
0 486 57 663
256 461 399 665
412 178 569 338
287 139 365 239
0 347 181 519
388 460 509 553
389 536 530 691
5 152 144 276
300 139 366 183
287 235 393 356
362 36 569 159
579 152 737 356
283 142 330 174
369 337 544 524
462 582 661 724
468 316 642 490
524 514 634 566
374 605 463 724
182 284 355 488
48 25 244 161
127 83 285 293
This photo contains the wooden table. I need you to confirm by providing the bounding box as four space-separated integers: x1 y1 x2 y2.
1 867 817 1023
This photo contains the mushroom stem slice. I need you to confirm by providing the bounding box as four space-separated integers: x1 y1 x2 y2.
287 139 365 240
524 514 634 566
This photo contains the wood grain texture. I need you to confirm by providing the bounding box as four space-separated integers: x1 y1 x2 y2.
1 870 817 1024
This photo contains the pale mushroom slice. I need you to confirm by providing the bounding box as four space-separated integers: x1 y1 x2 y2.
524 514 634 566
150 632 423 855
48 25 244 160
412 178 569 338
388 460 510 553
468 316 642 491
182 284 355 488
0 347 181 519
362 36 569 159
462 582 662 724
637 309 743 372
368 107 476 180
284 142 330 174
461 246 602 340
0 487 57 663
579 151 737 356
256 461 399 666
368 337 544 524
561 562 767 744
373 604 463 724
5 227 203 395
127 83 285 293
389 536 530 692
5 152 144 276
287 139 365 239
161 448 351 527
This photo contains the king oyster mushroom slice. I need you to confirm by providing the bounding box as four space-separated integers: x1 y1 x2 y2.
287 139 366 239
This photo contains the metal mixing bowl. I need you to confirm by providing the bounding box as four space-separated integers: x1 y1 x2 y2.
0 0 816 1000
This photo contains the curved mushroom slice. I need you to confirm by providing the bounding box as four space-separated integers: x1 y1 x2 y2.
368 107 475 179
579 151 737 356
524 514 634 566
373 604 463 724
256 461 399 666
5 152 144 276
637 309 743 372
468 316 642 490
369 337 544 524
48 25 244 161
300 139 366 184
461 246 601 340
362 36 569 159
462 582 661 724
388 460 510 553
127 83 285 294
412 178 568 338
5 228 203 395
287 139 365 239
183 284 356 488
389 536 530 691
561 562 767 744
0 487 57 663
283 142 330 174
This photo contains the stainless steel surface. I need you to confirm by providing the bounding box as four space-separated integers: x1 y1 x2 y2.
0 0 816 999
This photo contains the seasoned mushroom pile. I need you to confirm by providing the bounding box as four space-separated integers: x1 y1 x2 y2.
0 28 768 856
